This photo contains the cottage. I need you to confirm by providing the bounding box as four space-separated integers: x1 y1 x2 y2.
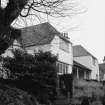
12 22 73 74
73 45 99 80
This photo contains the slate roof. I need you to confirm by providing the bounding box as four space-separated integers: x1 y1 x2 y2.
99 63 105 73
20 22 70 47
73 60 91 71
73 45 97 59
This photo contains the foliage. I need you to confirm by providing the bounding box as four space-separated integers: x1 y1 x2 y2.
2 49 58 104
0 83 38 105
0 56 10 79
59 74 73 98
73 79 104 105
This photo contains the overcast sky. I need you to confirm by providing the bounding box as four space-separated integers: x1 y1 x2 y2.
50 0 105 63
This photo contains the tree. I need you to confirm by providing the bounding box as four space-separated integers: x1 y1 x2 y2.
0 0 80 55
2 49 58 104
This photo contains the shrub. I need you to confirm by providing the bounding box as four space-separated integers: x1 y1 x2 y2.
73 79 104 104
0 83 38 105
2 49 58 104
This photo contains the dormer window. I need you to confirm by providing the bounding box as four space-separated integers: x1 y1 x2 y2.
59 38 69 52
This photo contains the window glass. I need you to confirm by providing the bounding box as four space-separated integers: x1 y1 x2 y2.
59 63 62 73
92 57 96 66
65 65 68 73
63 64 66 74
57 62 69 74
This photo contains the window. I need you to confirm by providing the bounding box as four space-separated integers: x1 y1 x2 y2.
59 38 69 52
92 57 96 66
59 63 62 73
56 62 69 74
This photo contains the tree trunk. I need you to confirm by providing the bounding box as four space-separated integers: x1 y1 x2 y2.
0 0 28 55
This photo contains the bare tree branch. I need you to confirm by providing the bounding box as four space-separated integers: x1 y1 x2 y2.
0 0 83 55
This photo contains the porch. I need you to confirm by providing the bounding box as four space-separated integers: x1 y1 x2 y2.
73 61 91 80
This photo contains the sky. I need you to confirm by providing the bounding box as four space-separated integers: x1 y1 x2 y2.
49 0 105 63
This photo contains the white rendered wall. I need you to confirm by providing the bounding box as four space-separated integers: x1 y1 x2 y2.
74 56 92 69
90 57 99 80
50 35 73 74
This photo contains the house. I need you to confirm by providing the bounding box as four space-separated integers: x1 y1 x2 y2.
99 57 105 81
73 60 91 79
1 23 73 101
73 45 99 80
12 22 73 75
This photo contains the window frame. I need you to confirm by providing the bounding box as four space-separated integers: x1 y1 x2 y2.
56 61 69 74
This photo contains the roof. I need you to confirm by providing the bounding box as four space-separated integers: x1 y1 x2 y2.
99 63 105 73
73 60 91 71
20 22 70 47
73 45 97 59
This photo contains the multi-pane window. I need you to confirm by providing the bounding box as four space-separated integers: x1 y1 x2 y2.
59 38 69 52
56 62 69 74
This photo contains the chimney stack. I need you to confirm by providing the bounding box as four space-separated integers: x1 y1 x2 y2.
62 32 69 39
